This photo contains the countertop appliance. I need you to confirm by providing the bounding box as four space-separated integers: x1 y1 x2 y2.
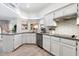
41 27 46 33
36 33 43 48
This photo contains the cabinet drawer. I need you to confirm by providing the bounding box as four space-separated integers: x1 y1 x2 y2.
51 36 60 41
61 38 76 46
62 43 76 56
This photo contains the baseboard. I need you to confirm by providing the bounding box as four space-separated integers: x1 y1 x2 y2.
42 48 55 56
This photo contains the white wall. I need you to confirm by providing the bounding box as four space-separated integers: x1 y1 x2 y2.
54 18 79 38
16 18 22 33
9 19 17 31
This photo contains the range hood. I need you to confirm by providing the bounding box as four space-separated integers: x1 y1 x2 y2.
77 16 79 25
47 26 56 30
54 13 77 22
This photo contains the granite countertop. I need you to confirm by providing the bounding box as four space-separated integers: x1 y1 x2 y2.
0 32 36 35
0 32 79 41
41 33 79 41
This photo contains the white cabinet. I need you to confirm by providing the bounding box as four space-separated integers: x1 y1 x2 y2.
61 38 76 56
54 4 77 19
14 34 22 49
61 38 76 46
44 13 57 26
22 33 36 44
77 41 79 56
43 35 51 52
22 34 27 43
50 36 61 56
54 9 64 18
44 15 50 26
27 33 36 44
50 36 76 56
63 4 77 16
62 43 76 56
2 35 14 52
77 4 79 25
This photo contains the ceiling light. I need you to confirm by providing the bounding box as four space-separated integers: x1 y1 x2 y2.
26 4 30 8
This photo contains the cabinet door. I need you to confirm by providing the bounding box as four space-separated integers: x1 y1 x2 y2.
22 34 27 43
77 42 79 56
54 9 64 18
63 4 77 16
44 13 56 26
50 37 61 56
26 34 36 44
45 37 51 52
51 40 60 56
62 44 76 56
43 35 51 52
14 34 22 49
47 13 54 26
43 35 46 49
2 35 14 52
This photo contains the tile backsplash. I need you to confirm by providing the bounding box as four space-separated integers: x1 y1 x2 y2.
54 18 79 38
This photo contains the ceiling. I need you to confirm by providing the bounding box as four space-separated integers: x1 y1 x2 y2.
0 3 71 20
16 3 52 13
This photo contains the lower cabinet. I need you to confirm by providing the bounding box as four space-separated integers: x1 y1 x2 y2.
50 36 76 56
22 33 36 44
22 34 27 43
2 35 14 52
61 38 76 56
27 33 36 44
77 42 79 56
43 35 51 52
50 36 61 56
62 43 76 56
14 34 22 49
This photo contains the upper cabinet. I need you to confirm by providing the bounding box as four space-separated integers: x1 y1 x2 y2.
44 13 57 26
54 4 77 19
77 4 79 25
54 8 64 19
63 4 77 16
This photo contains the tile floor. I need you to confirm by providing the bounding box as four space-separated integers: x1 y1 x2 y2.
0 45 51 56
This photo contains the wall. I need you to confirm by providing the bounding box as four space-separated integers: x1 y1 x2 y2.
54 18 79 38
9 19 17 32
0 20 9 33
0 20 9 40
16 18 39 33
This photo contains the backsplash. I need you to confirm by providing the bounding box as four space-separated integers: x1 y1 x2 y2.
54 18 79 38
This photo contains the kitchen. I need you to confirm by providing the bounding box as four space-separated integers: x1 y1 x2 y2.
0 3 79 56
